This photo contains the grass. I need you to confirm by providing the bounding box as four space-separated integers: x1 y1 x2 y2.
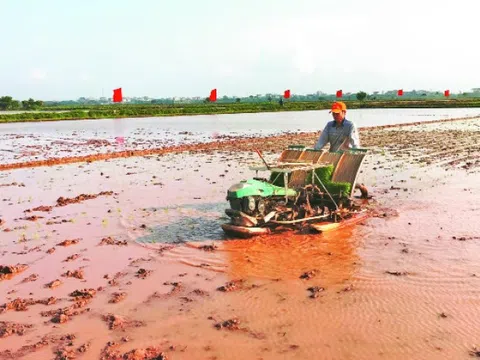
1 99 480 123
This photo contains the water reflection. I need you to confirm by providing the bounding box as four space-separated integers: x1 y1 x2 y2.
136 202 228 243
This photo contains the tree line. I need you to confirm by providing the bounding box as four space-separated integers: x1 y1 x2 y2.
2 88 480 109
54 89 480 106
0 96 44 110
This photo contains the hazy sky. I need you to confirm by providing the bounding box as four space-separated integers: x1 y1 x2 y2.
1 0 479 100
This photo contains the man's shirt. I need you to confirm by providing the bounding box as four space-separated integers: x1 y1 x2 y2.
314 118 360 152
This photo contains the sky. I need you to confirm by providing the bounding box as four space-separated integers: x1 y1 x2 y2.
1 0 479 100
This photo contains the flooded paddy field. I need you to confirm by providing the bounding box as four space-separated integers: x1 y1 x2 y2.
0 115 479 359
1 107 479 166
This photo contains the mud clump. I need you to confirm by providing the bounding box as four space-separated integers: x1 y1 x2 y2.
101 342 168 360
0 264 29 281
51 334 91 360
66 289 96 311
54 348 77 360
0 321 34 338
14 245 42 254
157 245 175 255
338 284 354 293
452 236 480 241
31 205 53 212
191 289 209 297
45 279 63 289
385 271 409 276
36 296 58 306
198 244 217 251
52 313 69 324
370 207 399 218
21 273 39 283
307 286 325 299
41 299 91 324
22 215 44 221
109 292 127 304
214 318 241 331
0 296 57 313
122 349 168 360
46 247 56 254
100 236 128 246
102 313 145 330
300 270 318 280
70 288 97 299
0 182 25 187
136 268 152 279
63 254 81 262
46 218 74 226
62 269 84 279
53 340 91 360
77 342 91 354
57 238 81 247
163 282 183 295
217 279 245 292
56 191 114 207
106 271 128 286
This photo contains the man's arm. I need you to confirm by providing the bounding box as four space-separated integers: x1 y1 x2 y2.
348 123 360 148
314 124 329 150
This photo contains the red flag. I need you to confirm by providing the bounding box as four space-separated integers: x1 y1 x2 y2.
113 88 123 103
284 89 291 99
209 89 217 102
336 90 342 98
444 90 450 97
397 89 403 96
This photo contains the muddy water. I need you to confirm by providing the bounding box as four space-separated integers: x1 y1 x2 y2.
143 164 480 360
1 119 480 359
1 107 479 165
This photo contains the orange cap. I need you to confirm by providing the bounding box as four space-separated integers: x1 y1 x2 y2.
329 101 347 113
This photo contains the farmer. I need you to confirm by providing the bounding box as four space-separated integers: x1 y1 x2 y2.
313 101 360 152
314 101 369 198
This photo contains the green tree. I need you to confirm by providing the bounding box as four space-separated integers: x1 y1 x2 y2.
356 91 367 101
21 98 43 110
0 96 20 110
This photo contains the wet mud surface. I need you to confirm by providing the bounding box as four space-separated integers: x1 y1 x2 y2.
0 117 479 359
1 115 479 172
